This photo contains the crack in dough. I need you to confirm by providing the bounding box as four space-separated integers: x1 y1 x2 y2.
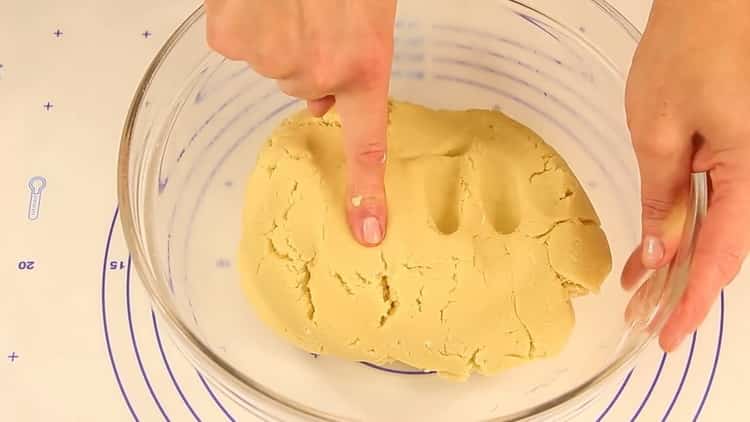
238 100 612 380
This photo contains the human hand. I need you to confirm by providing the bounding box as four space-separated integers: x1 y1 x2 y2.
622 0 750 351
204 0 397 246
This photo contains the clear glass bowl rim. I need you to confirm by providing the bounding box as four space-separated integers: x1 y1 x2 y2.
117 2 708 420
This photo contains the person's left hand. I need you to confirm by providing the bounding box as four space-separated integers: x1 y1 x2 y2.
622 0 750 352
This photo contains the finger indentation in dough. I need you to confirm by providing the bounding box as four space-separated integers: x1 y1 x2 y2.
479 153 521 234
424 158 462 234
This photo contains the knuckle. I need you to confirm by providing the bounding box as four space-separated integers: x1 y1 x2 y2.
250 42 296 79
641 197 674 222
355 143 387 166
309 64 336 94
353 46 391 84
205 20 241 60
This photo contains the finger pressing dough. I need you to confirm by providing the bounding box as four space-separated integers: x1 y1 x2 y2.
238 100 612 380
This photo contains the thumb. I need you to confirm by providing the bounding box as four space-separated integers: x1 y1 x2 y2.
622 123 692 288
335 82 389 246
659 177 750 350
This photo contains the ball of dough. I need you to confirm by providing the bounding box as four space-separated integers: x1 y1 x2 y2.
238 100 612 379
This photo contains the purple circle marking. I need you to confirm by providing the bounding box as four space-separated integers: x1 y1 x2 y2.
101 207 140 421
596 369 633 421
195 371 243 422
661 332 697 421
630 352 668 421
693 291 725 421
104 208 241 421
151 311 202 421
125 257 171 421
360 361 436 375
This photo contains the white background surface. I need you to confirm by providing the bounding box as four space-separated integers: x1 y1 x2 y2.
1 0 747 421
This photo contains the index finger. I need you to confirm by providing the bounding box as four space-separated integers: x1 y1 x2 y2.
335 80 390 246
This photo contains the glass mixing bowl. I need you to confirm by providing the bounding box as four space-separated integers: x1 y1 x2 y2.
118 1 708 420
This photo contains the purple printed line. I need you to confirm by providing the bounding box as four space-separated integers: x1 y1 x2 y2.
195 371 237 422
151 311 202 422
185 88 248 151
159 69 257 192
181 98 298 285
630 352 668 421
205 89 278 149
432 23 567 68
517 12 560 41
430 39 623 146
194 59 226 103
693 291 725 421
160 89 291 419
157 69 210 193
182 100 306 422
662 332 697 421
166 234 174 293
596 369 633 421
162 81 267 190
195 64 250 103
101 208 140 421
360 361 436 375
126 257 171 421
167 88 282 290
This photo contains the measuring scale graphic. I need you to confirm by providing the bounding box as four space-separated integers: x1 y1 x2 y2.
1 0 738 421
27 176 47 221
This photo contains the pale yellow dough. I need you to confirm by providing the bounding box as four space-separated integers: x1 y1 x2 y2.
238 100 612 379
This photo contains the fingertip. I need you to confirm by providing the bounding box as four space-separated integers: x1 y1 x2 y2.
621 246 645 290
659 312 681 352
347 194 387 247
347 211 386 247
336 87 390 247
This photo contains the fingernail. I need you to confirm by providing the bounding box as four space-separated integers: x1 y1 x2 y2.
642 236 664 268
362 216 382 245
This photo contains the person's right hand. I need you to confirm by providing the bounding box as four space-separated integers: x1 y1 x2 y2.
621 0 750 351
204 0 397 246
